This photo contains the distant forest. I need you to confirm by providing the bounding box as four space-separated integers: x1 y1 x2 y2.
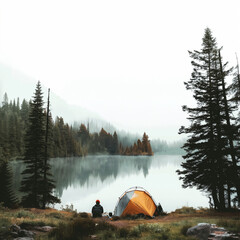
0 92 181 161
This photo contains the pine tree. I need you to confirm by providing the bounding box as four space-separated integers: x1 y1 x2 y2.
218 49 240 205
42 89 60 209
0 159 18 208
78 124 89 146
20 83 61 208
177 28 239 209
112 131 119 154
141 132 153 155
20 81 47 208
231 54 240 103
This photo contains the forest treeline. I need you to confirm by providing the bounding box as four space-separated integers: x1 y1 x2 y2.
0 93 154 161
177 28 240 210
0 93 82 159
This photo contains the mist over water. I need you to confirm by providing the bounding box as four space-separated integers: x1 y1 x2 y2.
12 155 208 213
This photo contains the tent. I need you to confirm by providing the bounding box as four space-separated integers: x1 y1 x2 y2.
114 187 157 217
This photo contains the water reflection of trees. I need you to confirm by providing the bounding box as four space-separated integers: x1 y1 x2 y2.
11 155 182 199
11 155 153 198
51 155 152 196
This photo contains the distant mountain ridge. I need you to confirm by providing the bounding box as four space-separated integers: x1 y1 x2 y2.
0 63 184 154
0 63 102 122
0 63 142 145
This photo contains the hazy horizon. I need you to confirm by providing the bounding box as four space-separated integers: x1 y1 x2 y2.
0 65 185 142
1 0 240 141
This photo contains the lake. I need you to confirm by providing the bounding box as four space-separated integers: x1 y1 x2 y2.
12 154 209 213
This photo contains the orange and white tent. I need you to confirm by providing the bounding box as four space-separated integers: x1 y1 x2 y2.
114 187 157 217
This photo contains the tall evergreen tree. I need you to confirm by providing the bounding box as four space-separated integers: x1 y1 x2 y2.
20 81 46 207
218 50 240 204
231 54 240 103
112 131 119 154
78 124 90 146
0 159 18 208
177 28 239 209
42 89 60 209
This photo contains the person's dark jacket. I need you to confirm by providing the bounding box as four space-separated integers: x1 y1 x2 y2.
92 203 103 217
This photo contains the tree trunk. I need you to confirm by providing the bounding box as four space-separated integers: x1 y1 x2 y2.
227 184 231 209
211 187 221 210
219 49 240 204
42 88 50 209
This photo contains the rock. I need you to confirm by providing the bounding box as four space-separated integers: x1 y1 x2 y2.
18 229 35 238
13 238 34 240
11 231 19 237
209 223 240 239
187 223 211 240
10 224 21 233
34 226 54 232
89 235 98 239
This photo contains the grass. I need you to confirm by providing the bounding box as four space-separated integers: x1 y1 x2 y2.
131 222 197 240
0 207 74 229
216 219 240 233
0 206 239 239
0 217 11 239
173 206 197 214
48 218 96 240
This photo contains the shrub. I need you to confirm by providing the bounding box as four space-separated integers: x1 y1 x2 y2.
49 217 96 240
61 204 75 212
78 212 89 218
15 209 34 218
20 220 46 228
0 202 6 210
46 212 64 219
117 228 130 238
96 221 116 231
180 225 192 236
72 218 95 235
129 227 142 238
101 230 115 240
0 217 11 239
174 207 197 214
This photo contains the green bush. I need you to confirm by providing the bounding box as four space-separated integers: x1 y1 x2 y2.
20 220 47 228
180 225 192 236
96 221 116 231
101 230 115 240
174 207 197 214
49 217 96 240
0 217 11 239
0 202 6 210
78 212 89 218
129 227 142 238
46 212 64 219
117 228 130 238
16 209 34 219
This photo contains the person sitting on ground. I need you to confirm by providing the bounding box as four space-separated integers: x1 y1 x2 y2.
92 199 104 218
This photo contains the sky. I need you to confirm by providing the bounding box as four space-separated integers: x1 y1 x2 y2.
0 0 240 141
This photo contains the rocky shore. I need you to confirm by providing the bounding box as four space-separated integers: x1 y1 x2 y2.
187 223 240 240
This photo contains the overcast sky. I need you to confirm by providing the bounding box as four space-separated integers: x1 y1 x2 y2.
0 0 240 141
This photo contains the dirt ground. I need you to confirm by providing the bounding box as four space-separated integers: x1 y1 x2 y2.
97 211 240 229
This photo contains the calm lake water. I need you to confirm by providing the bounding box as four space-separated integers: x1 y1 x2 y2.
12 155 208 213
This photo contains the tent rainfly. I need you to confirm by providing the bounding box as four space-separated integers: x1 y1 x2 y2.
114 187 157 217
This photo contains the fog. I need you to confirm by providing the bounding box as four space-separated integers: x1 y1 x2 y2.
1 0 240 141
